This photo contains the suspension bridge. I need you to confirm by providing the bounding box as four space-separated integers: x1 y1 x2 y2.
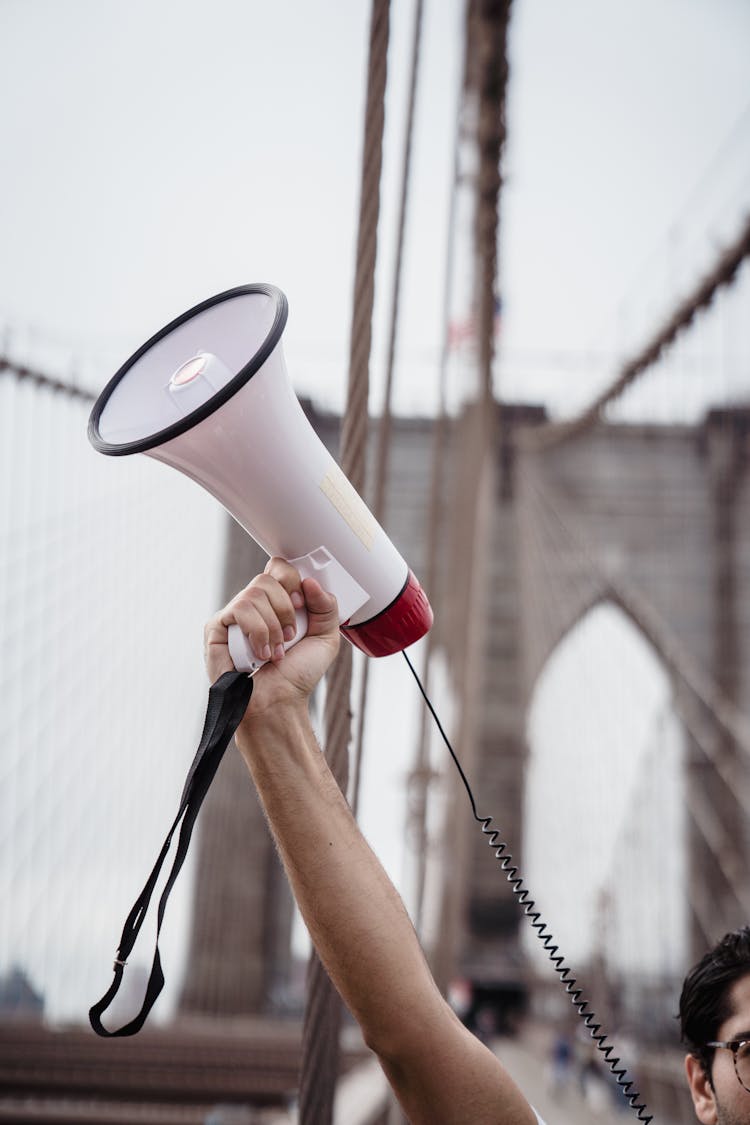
2 1 749 1123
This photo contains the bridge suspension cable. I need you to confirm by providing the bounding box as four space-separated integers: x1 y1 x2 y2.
350 0 425 822
522 210 750 450
298 1 390 1122
0 353 94 403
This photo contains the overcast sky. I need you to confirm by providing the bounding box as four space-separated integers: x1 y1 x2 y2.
2 0 748 416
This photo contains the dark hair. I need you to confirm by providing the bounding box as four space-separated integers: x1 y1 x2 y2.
679 927 750 1079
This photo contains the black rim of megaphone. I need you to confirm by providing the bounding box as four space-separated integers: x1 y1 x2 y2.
87 284 288 456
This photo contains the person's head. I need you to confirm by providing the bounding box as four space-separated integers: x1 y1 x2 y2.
680 926 750 1124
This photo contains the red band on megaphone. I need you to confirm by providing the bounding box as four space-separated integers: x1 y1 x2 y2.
341 571 433 657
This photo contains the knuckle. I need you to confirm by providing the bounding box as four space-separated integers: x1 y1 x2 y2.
265 556 301 587
264 555 287 574
235 581 266 610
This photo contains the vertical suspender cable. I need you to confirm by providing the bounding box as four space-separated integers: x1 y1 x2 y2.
431 0 512 994
350 0 425 819
298 2 390 1122
410 37 464 936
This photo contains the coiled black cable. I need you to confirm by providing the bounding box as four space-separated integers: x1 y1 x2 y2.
402 648 653 1124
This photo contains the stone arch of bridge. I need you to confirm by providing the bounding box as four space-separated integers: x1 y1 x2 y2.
523 583 678 710
521 595 686 974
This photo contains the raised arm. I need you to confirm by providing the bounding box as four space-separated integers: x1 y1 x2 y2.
204 559 538 1125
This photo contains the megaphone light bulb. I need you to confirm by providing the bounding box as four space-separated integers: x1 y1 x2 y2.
168 351 232 391
170 356 207 387
166 352 233 417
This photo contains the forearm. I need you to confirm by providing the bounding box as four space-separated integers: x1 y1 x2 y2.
235 702 445 1053
208 568 535 1123
236 700 536 1125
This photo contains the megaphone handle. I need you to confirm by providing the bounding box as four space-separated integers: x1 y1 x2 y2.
228 606 308 675
227 546 369 675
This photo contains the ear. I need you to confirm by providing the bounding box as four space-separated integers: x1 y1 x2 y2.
684 1053 717 1124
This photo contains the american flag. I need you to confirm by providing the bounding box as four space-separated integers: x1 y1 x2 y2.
447 295 502 349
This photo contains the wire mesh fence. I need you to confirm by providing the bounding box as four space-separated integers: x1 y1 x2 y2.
0 370 226 1024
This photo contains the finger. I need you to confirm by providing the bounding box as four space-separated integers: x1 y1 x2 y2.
251 572 300 646
219 598 272 663
265 557 306 610
223 578 294 661
204 617 234 679
301 577 339 637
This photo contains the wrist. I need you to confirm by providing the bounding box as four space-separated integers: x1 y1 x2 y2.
235 697 314 761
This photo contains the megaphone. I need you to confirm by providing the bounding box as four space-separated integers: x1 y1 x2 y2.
88 284 432 668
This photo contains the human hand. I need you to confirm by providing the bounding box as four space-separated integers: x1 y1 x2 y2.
204 556 340 720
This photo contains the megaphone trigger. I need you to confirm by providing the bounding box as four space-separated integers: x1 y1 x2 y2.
293 545 369 622
227 545 369 675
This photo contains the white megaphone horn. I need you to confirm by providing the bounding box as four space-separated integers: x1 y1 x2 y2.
88 284 433 671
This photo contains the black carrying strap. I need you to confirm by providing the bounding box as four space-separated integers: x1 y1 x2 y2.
89 669 254 1037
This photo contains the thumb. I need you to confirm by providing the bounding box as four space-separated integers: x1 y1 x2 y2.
301 577 339 636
